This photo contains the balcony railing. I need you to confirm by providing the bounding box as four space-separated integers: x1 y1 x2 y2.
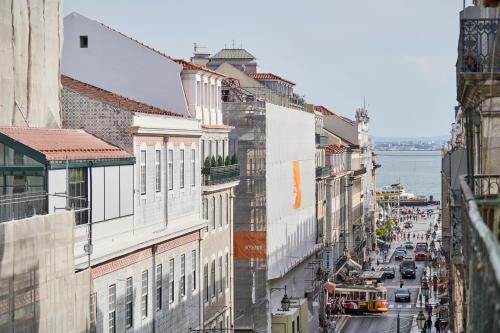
458 18 500 98
202 164 240 186
0 191 48 222
315 134 329 147
458 18 500 74
459 175 500 332
316 166 331 178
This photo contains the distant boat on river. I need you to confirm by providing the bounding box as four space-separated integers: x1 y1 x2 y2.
376 183 440 207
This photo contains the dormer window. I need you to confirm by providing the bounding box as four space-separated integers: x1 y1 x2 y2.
80 36 88 48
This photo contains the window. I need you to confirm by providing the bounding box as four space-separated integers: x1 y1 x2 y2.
180 150 185 188
203 263 209 303
201 140 205 161
226 194 230 225
204 82 208 108
215 140 219 159
68 168 88 224
90 292 97 330
211 84 215 109
208 141 212 158
202 198 208 220
108 284 116 333
168 149 173 190
156 265 162 311
212 197 216 229
180 254 186 297
219 195 223 227
169 259 175 303
225 253 229 288
196 81 201 107
191 149 196 186
219 256 223 293
155 150 161 192
211 259 216 298
140 150 146 195
80 35 88 48
192 250 197 290
141 270 148 318
125 278 133 327
217 86 221 110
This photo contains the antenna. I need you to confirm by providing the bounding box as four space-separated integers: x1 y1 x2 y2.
232 39 235 48
363 96 366 111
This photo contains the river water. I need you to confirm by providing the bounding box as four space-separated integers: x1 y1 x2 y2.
375 150 441 200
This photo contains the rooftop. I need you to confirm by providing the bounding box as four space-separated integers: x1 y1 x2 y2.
0 127 133 161
62 75 182 117
314 105 335 116
210 48 256 60
326 144 347 154
174 59 226 77
247 72 295 86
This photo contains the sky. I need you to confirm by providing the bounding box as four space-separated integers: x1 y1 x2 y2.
63 0 467 137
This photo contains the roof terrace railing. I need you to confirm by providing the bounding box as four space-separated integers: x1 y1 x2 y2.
202 164 240 186
0 191 48 222
459 175 500 332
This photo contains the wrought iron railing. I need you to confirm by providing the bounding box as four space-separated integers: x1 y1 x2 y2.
0 191 48 222
459 175 500 332
457 18 500 98
315 166 331 178
202 164 240 186
458 18 500 74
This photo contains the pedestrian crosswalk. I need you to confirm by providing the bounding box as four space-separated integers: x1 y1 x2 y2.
387 303 414 309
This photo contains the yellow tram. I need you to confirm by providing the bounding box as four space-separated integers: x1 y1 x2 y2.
333 284 388 314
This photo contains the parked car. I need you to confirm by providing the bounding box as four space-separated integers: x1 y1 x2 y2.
382 266 395 279
395 249 407 260
400 260 416 278
404 241 414 249
395 288 411 302
404 222 412 228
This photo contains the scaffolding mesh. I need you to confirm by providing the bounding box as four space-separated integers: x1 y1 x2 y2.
0 211 92 332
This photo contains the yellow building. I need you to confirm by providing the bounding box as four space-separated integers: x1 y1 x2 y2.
271 298 308 333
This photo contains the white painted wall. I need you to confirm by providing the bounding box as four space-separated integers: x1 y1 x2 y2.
265 103 316 279
62 12 189 116
48 169 67 213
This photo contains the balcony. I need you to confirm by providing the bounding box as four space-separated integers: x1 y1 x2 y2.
315 134 329 147
459 175 500 332
202 164 240 189
457 16 500 100
0 191 47 222
316 166 331 178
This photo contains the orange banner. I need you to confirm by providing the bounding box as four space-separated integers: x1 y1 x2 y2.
234 231 267 259
293 160 302 209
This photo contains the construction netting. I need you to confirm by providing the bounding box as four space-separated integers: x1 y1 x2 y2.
0 211 93 332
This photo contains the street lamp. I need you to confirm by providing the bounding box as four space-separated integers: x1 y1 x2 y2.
281 293 291 312
416 311 426 332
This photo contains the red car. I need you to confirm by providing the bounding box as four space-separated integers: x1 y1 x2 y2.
415 243 428 261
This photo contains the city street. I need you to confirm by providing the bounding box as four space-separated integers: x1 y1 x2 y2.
341 208 438 333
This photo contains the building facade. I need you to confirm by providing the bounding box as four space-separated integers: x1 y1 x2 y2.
177 59 239 330
443 1 500 332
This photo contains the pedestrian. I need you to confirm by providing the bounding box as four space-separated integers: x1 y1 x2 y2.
426 303 433 317
426 317 432 332
434 317 441 333
329 316 337 333
322 317 329 333
400 277 404 288
340 296 346 314
377 258 380 266
432 274 438 293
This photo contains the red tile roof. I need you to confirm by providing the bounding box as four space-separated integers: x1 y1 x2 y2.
61 75 182 117
174 59 226 77
326 144 347 154
247 73 295 86
0 127 133 161
314 105 335 116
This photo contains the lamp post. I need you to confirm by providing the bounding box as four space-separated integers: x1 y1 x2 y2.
270 285 291 311
416 310 426 333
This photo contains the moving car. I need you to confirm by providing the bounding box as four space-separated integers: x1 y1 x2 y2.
415 242 428 261
382 266 395 279
404 241 414 249
400 260 416 278
395 288 411 302
395 249 407 260
404 222 412 228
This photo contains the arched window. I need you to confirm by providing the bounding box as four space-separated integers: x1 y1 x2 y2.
219 195 223 227
226 193 230 225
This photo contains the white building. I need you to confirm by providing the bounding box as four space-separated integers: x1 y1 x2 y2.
61 13 208 332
